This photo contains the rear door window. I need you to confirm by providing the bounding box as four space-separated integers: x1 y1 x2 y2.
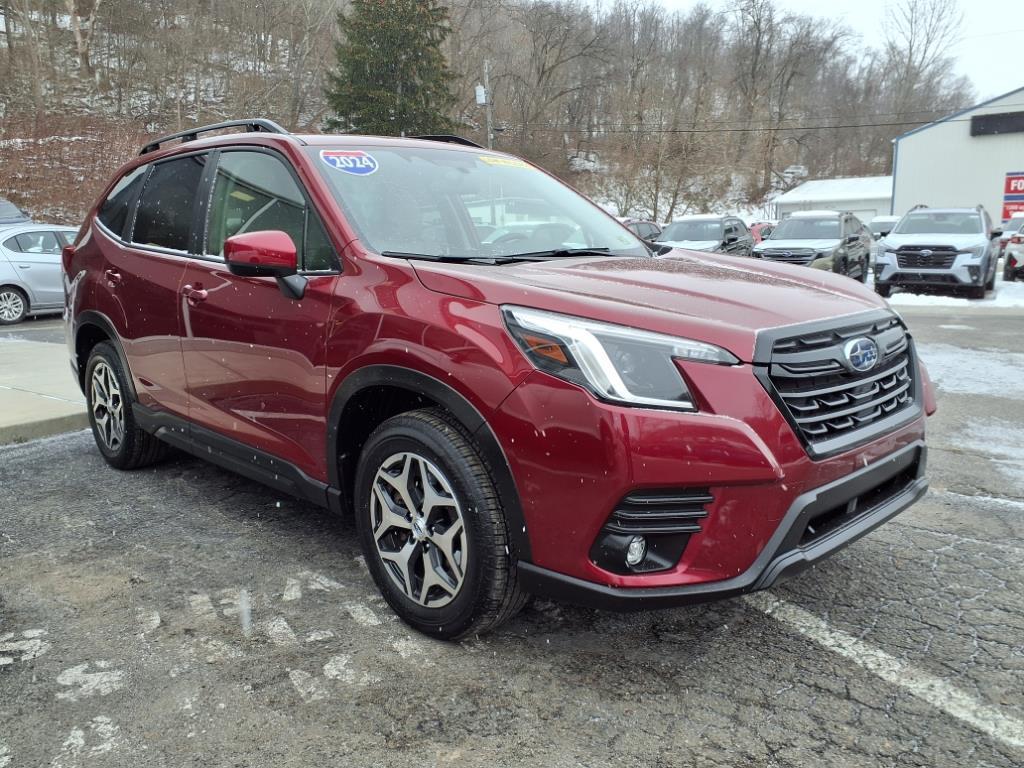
132 154 208 252
13 231 62 254
205 150 337 271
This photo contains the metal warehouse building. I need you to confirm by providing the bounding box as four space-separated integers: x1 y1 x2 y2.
891 86 1024 223
773 176 893 222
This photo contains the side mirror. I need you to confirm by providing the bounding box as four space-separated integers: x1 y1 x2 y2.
725 236 739 244
225 231 298 278
991 229 1003 238
846 234 860 244
224 230 306 299
879 230 891 237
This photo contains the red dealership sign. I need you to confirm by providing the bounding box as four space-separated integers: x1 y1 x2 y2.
1004 172 1024 220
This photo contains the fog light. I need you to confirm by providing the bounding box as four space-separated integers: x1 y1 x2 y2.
625 536 647 567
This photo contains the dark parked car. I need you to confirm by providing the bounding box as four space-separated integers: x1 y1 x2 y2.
753 210 871 282
619 217 662 241
655 215 754 256
65 119 935 639
0 197 30 226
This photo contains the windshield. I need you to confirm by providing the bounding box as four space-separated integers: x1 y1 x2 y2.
657 220 723 242
768 217 839 240
893 212 982 235
307 146 647 260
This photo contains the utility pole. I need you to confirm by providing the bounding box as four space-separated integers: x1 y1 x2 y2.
475 60 495 149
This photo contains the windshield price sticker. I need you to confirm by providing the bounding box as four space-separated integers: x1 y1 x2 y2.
321 150 379 176
479 156 531 169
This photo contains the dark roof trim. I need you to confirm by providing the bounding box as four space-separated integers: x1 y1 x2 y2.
893 85 1024 143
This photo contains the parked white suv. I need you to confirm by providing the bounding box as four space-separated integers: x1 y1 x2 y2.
874 206 1001 299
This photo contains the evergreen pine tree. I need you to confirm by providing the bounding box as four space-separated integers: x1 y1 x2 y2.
325 0 456 136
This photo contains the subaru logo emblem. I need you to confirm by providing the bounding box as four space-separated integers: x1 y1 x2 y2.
843 337 879 372
783 251 792 257
920 249 933 257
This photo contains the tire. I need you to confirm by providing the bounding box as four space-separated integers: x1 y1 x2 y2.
985 265 996 290
85 342 169 469
1006 266 1017 282
875 283 892 298
858 257 869 283
354 408 527 639
0 286 28 325
968 284 986 299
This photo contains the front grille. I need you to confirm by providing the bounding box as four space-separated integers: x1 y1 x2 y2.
760 248 815 265
763 314 918 455
896 246 958 269
604 489 712 535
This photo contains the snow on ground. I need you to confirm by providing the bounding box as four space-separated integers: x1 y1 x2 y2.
916 343 1024 400
873 270 1024 309
957 419 1024 494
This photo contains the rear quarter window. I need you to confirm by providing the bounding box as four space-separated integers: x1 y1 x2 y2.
98 165 148 238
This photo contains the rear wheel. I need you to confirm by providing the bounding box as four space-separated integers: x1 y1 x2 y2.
354 408 526 639
85 342 169 469
0 287 28 325
1006 264 1018 282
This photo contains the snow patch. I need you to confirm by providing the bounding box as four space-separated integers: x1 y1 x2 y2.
916 344 1024 399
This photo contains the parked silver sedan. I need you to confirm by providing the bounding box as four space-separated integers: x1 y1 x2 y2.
0 223 78 324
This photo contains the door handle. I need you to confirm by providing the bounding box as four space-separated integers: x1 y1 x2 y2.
182 284 208 304
104 269 122 285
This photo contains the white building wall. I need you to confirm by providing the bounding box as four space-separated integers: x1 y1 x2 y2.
776 197 890 222
892 88 1024 220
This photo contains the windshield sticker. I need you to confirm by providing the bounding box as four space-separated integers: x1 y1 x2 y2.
320 149 379 176
479 155 531 169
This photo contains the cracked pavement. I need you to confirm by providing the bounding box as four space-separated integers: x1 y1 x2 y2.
1 311 1022 767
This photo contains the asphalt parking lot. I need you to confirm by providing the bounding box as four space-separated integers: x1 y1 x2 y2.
1 311 1022 767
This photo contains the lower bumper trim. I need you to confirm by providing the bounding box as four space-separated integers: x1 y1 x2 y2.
518 442 928 611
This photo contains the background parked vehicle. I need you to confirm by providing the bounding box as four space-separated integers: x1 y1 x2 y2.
874 206 1000 299
619 217 662 241
655 215 753 256
749 221 776 243
752 210 870 281
0 197 30 226
0 223 77 324
869 215 900 239
997 212 1024 261
1003 217 1024 281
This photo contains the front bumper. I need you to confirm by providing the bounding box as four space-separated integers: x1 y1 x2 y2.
518 441 927 610
875 256 984 287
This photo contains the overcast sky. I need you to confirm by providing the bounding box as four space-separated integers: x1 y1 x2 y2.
652 0 1022 102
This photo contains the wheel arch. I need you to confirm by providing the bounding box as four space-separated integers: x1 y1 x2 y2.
327 365 532 562
74 310 137 399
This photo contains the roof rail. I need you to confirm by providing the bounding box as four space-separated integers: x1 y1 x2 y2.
410 134 484 149
910 204 929 210
139 119 290 156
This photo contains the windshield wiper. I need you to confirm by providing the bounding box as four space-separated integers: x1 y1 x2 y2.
501 247 612 259
380 250 548 264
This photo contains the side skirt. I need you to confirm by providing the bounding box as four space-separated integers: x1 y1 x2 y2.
133 404 332 509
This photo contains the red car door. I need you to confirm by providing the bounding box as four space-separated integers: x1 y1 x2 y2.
90 154 209 416
180 148 340 481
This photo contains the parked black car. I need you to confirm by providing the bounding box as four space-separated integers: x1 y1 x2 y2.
655 215 754 257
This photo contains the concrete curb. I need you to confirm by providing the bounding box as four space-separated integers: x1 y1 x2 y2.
0 412 90 446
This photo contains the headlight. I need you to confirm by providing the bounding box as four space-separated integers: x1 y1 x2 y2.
959 246 984 259
502 306 738 411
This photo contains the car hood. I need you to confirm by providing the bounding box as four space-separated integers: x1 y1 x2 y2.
656 239 720 251
411 250 888 363
754 238 840 252
879 233 986 250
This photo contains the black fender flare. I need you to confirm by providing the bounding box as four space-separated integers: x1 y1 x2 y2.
327 365 532 563
73 310 138 400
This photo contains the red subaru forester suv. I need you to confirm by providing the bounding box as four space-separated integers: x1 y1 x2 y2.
64 119 936 638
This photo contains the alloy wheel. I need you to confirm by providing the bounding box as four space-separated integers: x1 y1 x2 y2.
369 451 468 608
0 290 25 322
90 361 125 452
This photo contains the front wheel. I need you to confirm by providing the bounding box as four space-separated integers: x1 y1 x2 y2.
354 409 526 639
875 283 892 298
0 286 28 325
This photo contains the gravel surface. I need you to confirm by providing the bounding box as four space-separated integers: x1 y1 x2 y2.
1 310 1022 767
